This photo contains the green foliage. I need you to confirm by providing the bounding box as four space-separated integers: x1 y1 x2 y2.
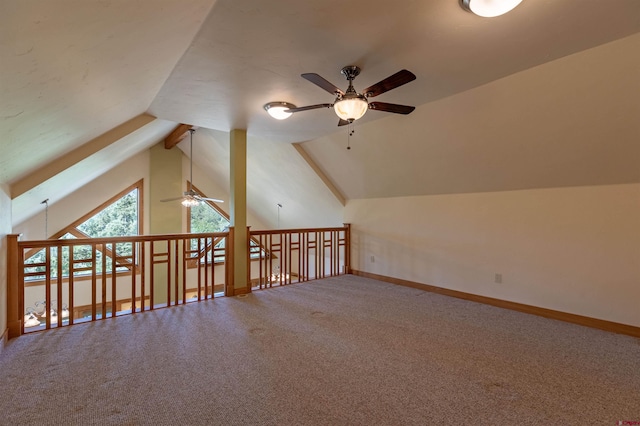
78 190 138 237
190 202 229 233
25 189 139 280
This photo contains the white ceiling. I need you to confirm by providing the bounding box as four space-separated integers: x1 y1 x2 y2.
302 34 640 199
2 0 639 224
150 0 640 142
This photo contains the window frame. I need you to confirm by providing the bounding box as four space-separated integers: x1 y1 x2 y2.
23 180 144 285
186 183 230 233
185 182 267 264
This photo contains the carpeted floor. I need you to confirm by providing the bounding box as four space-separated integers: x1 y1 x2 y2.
1 275 639 425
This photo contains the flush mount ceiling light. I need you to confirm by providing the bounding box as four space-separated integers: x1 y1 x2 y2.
460 0 523 17
264 102 296 120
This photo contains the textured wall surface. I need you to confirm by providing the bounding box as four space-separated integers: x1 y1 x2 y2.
346 183 640 327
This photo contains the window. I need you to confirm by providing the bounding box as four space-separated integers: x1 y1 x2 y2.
187 184 230 233
186 183 263 262
24 180 143 281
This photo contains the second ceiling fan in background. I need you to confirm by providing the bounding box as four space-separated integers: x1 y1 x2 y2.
160 129 223 207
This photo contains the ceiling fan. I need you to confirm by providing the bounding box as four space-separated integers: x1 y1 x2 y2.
282 66 416 125
160 129 223 207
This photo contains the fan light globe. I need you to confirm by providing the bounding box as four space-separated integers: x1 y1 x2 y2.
333 97 368 121
461 0 523 17
181 197 200 207
264 102 296 120
24 314 41 328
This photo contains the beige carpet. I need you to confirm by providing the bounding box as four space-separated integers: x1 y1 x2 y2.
1 275 639 425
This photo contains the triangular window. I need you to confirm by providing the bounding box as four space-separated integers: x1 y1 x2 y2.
24 180 143 281
187 183 263 262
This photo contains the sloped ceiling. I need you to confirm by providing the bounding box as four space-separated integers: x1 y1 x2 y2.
301 34 640 199
2 0 639 226
181 129 344 229
1 0 215 183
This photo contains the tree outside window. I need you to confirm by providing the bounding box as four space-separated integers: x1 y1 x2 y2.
24 181 143 280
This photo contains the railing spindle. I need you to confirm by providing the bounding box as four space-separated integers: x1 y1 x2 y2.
45 247 51 329
101 243 107 319
69 245 75 325
111 242 117 317
139 241 144 312
13 228 345 336
57 245 63 328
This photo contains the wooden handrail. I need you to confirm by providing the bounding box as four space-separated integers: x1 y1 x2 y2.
8 226 350 338
12 232 230 336
17 232 227 248
249 225 350 290
250 226 349 235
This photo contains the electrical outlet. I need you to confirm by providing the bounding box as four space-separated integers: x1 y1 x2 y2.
494 273 502 284
370 255 375 263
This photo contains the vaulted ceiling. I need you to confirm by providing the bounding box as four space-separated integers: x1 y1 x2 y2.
2 0 639 225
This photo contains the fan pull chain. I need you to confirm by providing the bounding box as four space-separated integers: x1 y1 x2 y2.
347 122 355 150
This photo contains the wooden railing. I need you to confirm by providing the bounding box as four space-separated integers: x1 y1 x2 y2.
7 232 230 337
6 225 351 338
250 224 350 289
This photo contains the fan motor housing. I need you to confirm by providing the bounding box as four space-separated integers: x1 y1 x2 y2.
341 66 361 81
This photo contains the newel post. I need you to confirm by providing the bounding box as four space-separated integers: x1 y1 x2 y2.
7 234 22 338
225 227 235 297
245 226 252 294
344 223 351 274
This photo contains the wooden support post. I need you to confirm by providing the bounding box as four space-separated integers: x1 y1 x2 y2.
225 227 234 297
230 129 249 295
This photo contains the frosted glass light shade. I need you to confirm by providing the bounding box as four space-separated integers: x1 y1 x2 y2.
333 97 368 121
264 102 296 120
181 197 200 207
461 0 523 17
24 314 41 328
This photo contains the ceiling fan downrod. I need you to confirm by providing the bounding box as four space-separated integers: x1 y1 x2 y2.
340 65 361 82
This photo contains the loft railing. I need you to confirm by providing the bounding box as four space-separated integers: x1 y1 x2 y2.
249 224 350 289
6 225 351 338
7 232 230 336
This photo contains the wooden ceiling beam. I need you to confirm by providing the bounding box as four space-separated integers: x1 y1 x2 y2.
164 123 194 149
11 113 156 199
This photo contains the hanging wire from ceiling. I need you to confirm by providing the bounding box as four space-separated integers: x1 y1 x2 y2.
277 203 282 228
40 198 49 238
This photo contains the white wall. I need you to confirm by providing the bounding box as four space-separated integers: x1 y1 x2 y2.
14 146 271 313
186 129 345 231
14 151 151 239
185 157 269 231
346 183 640 327
0 184 11 337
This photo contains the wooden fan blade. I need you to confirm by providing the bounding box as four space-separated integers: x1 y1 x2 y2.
362 70 416 98
286 104 332 113
369 102 415 115
301 73 345 96
160 196 183 202
337 119 350 126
